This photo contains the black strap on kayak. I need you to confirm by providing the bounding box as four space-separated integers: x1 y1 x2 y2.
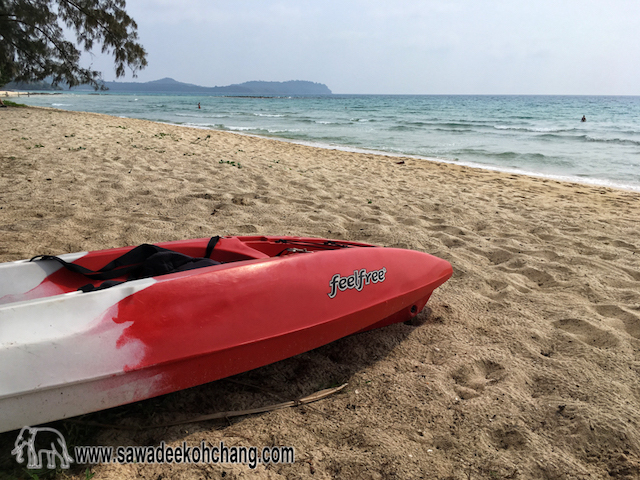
30 244 175 281
30 237 222 291
204 235 220 259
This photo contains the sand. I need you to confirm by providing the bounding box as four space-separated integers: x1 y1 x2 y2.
1 106 640 479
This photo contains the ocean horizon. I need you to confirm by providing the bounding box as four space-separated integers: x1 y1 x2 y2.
12 92 640 192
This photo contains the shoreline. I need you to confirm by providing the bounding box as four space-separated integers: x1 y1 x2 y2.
69 106 640 195
9 94 640 194
209 127 640 194
135 113 640 195
1 106 640 479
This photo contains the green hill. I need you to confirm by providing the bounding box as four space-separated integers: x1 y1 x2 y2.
75 78 333 95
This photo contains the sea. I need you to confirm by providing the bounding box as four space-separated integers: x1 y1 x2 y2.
13 93 640 192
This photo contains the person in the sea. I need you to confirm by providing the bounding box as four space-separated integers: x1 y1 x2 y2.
581 115 586 122
198 102 201 109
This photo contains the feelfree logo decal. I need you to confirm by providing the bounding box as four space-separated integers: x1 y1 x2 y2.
328 267 387 299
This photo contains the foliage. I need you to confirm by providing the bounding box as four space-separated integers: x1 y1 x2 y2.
2 99 28 106
0 0 147 89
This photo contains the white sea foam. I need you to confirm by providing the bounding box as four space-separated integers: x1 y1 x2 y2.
494 125 568 133
226 126 255 131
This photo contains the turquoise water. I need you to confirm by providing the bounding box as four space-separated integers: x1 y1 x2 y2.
14 93 640 191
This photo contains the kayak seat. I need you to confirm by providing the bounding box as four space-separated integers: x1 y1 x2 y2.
31 237 222 292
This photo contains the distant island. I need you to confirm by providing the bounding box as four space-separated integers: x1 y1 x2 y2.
7 78 332 95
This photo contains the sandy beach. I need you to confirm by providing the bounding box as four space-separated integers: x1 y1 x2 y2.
1 106 640 479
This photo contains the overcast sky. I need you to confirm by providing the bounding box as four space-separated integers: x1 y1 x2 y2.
87 0 640 95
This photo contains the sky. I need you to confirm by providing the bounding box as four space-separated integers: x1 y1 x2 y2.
84 0 640 95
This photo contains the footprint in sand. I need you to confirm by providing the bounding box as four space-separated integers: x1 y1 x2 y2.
491 424 529 450
451 359 506 400
520 267 558 288
476 278 515 302
594 305 640 339
483 249 513 265
552 318 619 348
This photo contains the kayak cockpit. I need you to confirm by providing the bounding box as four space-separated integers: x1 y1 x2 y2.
0 236 367 305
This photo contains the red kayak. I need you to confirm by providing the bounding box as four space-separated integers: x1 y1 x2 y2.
0 236 452 432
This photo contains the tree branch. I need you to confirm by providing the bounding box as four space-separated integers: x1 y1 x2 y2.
59 0 118 39
6 16 79 72
1 0 146 88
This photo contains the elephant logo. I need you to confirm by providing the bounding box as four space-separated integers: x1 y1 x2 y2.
11 426 74 469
